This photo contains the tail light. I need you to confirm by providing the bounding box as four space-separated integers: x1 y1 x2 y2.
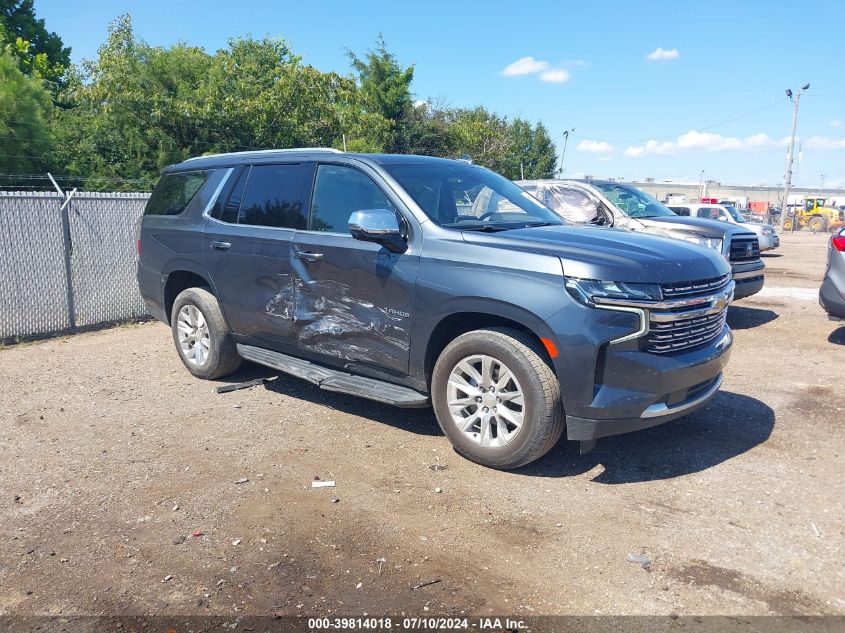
831 236 845 252
137 239 141 255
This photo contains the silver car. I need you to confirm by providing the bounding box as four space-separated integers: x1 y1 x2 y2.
668 203 779 251
820 228 845 319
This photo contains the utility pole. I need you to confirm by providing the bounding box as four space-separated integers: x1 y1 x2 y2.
821 174 826 191
780 84 809 231
559 128 575 176
698 170 705 200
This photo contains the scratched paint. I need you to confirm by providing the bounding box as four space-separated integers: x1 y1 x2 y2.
264 273 294 319
294 278 410 364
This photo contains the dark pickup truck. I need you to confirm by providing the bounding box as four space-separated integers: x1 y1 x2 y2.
138 150 734 469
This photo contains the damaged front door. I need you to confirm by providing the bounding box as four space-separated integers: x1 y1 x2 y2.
291 164 419 375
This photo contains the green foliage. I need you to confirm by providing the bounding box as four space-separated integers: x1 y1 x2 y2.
0 0 70 84
347 35 414 123
0 46 51 175
5 15 555 191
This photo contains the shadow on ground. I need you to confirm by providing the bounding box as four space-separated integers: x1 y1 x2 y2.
215 361 442 436
761 252 782 258
218 363 773 485
827 326 845 345
519 391 774 483
727 305 779 329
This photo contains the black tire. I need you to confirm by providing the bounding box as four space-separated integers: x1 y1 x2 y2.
431 327 564 469
809 216 827 232
171 287 241 379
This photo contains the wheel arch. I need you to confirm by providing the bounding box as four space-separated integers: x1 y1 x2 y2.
163 267 214 324
419 303 557 390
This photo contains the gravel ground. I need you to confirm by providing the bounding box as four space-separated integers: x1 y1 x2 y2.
1 231 843 617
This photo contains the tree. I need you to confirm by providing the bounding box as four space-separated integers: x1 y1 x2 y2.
0 46 52 175
0 0 70 84
347 35 414 151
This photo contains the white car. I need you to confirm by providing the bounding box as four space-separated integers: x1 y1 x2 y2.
667 203 779 251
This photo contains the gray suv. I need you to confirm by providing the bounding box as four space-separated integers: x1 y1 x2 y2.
138 150 734 469
517 179 765 299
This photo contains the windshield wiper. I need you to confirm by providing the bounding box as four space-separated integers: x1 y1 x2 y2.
457 224 512 232
521 221 561 228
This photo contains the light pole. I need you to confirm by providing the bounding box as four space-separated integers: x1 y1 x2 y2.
559 128 575 176
821 174 826 191
780 83 810 231
698 170 705 200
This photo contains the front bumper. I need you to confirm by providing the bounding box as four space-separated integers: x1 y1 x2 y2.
758 233 778 251
543 291 734 443
731 261 765 299
564 329 732 441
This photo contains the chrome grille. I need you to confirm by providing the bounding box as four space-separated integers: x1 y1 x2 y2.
661 273 731 299
646 310 728 354
729 236 760 262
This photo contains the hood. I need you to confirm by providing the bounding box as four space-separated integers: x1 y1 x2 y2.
635 215 755 239
461 225 730 284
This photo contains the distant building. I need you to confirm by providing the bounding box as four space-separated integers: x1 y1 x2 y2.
622 179 845 209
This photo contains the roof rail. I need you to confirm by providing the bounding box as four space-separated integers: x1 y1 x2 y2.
184 147 343 162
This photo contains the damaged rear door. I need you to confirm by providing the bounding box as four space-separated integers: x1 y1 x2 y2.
291 163 419 374
204 162 314 341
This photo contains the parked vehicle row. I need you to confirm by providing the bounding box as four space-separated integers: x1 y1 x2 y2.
666 202 779 252
138 151 740 469
515 179 766 299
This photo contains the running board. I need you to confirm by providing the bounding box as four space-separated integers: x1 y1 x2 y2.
236 344 429 408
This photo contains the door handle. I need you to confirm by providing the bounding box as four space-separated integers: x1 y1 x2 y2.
295 250 323 262
210 241 231 251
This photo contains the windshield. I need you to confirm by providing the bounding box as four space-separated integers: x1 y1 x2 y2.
383 162 564 230
590 182 676 218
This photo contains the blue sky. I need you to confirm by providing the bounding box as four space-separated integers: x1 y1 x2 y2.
38 0 845 188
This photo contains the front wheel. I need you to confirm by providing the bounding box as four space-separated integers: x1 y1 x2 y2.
431 327 564 469
808 216 827 232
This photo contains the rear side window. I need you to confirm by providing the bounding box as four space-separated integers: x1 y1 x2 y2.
145 170 208 216
237 164 311 229
671 206 691 216
310 164 397 233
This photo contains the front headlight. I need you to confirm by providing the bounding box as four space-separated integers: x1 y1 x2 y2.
761 228 772 236
680 235 723 253
565 277 662 306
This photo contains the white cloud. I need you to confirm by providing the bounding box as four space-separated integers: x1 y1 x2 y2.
501 56 549 76
501 56 575 83
829 119 843 128
805 136 845 150
539 69 570 83
413 99 427 108
646 47 679 61
576 140 615 154
624 130 786 157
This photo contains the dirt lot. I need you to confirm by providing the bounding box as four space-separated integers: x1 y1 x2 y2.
1 232 843 618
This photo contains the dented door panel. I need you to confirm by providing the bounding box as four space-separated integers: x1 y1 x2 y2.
290 232 418 374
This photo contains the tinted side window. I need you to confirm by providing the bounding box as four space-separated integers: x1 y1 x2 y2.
671 206 691 216
238 164 310 229
310 165 397 233
145 170 208 216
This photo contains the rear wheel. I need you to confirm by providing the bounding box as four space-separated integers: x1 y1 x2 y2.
171 287 241 379
431 327 564 469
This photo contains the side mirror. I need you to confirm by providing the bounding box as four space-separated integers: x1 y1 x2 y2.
348 209 407 253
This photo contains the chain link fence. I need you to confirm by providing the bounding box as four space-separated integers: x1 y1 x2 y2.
0 191 151 340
